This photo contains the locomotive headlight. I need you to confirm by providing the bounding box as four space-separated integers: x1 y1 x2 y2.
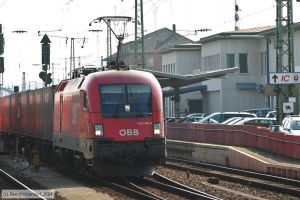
153 122 161 135
94 124 103 136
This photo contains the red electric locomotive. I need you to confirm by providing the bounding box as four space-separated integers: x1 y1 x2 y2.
0 68 165 176
53 69 165 176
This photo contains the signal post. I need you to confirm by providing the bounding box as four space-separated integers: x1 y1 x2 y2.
39 34 52 86
0 24 4 87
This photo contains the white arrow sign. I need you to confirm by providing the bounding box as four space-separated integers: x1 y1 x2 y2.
269 73 300 84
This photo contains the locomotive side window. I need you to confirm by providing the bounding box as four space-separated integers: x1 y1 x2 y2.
100 84 152 118
83 92 89 111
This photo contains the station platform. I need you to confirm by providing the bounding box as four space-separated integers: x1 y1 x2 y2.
166 139 300 180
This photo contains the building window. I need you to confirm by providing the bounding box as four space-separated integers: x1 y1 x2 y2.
172 63 176 74
227 54 235 68
260 51 267 76
163 62 176 117
239 53 248 73
202 54 220 71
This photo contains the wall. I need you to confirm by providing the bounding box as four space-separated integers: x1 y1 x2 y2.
206 90 221 112
176 50 201 75
166 122 300 161
201 38 266 112
162 48 202 117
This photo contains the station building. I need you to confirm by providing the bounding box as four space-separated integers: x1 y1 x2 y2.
160 23 300 117
115 23 300 118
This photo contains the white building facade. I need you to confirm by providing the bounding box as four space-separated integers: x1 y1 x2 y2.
161 24 300 116
161 44 202 117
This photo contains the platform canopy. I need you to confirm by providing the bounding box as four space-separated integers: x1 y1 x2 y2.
137 67 238 88
137 67 238 119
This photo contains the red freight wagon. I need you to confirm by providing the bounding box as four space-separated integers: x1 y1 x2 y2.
9 94 17 133
28 90 37 138
34 86 55 140
20 91 29 135
41 86 55 140
2 96 11 132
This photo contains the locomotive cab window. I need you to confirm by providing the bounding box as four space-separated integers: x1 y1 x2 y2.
100 84 152 118
83 92 89 111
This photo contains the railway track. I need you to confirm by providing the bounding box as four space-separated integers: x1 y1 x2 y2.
72 170 221 199
165 157 300 197
114 173 222 200
0 168 46 200
53 161 221 199
131 173 221 200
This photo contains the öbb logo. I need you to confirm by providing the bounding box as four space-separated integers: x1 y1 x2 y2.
119 129 139 136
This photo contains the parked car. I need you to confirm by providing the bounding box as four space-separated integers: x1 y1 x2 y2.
195 112 257 124
233 117 277 128
266 110 276 118
165 117 178 122
279 115 300 136
186 113 209 118
178 116 204 123
244 108 275 117
221 117 244 125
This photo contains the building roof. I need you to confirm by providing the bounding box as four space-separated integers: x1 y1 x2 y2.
121 27 193 54
200 22 300 44
159 43 201 54
260 22 300 36
234 26 275 33
199 27 270 44
137 67 238 88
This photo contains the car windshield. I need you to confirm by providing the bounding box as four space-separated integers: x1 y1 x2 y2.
100 84 152 118
291 120 300 130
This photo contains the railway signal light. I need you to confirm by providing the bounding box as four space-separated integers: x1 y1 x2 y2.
0 34 3 55
14 86 19 93
39 71 52 85
0 57 4 73
41 34 51 65
0 24 4 55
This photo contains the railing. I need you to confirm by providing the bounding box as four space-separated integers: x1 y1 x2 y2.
166 123 300 160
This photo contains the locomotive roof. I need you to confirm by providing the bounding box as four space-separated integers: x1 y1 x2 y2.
55 70 159 93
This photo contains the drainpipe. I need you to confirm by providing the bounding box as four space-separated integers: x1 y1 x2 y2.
266 37 270 107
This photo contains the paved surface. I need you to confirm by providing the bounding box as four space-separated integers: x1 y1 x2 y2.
233 146 300 167
0 172 16 190
0 155 114 200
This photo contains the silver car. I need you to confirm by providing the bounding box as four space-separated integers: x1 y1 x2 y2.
195 112 257 124
280 115 300 136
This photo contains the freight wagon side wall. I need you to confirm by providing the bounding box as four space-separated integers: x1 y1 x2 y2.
34 86 55 140
4 96 10 132
20 92 28 135
0 86 55 141
0 96 11 133
43 86 55 140
0 97 5 131
28 90 36 137
10 94 17 133
35 88 43 138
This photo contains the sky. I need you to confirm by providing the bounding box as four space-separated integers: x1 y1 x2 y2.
0 0 300 89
